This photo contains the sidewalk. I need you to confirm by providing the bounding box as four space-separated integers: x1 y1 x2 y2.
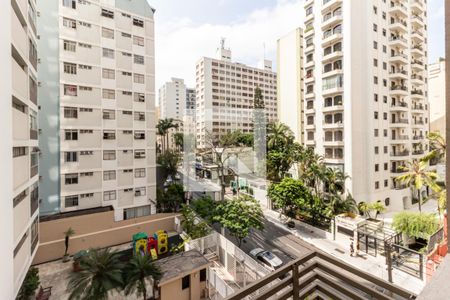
264 209 426 295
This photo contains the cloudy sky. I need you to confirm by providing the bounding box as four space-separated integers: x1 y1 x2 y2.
149 0 445 101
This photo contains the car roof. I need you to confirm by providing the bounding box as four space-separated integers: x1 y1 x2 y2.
249 248 265 256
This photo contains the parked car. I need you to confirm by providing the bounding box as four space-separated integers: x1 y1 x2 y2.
249 248 283 271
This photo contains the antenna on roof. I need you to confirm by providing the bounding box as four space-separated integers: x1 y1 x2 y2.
263 42 266 60
220 37 226 49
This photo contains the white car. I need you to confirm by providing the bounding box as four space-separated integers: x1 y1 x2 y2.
249 248 283 271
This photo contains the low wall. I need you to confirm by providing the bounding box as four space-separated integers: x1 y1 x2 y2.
33 211 180 264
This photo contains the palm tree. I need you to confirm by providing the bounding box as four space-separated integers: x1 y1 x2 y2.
67 248 124 300
156 118 179 153
422 131 446 163
326 194 358 217
173 132 184 151
396 160 441 212
267 122 294 151
123 254 162 300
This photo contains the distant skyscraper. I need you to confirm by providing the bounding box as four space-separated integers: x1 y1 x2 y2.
428 58 446 136
38 0 157 220
297 0 429 210
195 42 278 147
1 0 39 297
159 78 187 120
277 28 304 143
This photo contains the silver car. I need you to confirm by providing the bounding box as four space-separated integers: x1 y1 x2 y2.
249 248 283 271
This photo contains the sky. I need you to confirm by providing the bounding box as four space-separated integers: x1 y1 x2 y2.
149 0 445 102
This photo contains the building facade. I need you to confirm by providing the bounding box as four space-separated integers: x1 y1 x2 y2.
301 0 429 210
428 58 446 136
159 78 187 120
1 0 40 297
277 28 305 143
195 44 278 148
38 0 157 221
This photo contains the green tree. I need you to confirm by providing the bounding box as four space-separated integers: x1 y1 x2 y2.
157 149 181 182
156 118 178 153
325 194 358 218
181 205 211 239
357 201 386 219
267 122 294 151
157 184 184 212
67 248 124 300
173 132 184 151
421 131 446 163
392 211 440 240
253 86 265 109
17 267 40 300
396 160 441 212
268 178 312 217
123 254 162 300
214 195 264 247
191 196 217 223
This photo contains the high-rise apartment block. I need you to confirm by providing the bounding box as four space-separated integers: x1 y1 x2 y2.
297 0 429 210
159 78 187 120
38 0 157 221
277 28 304 143
195 43 278 147
1 0 39 298
428 58 446 136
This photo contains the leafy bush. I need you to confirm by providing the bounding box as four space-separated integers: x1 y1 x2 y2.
17 267 40 300
392 211 440 240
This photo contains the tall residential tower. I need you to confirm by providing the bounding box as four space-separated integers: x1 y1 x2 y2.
1 0 39 297
300 0 429 210
38 0 157 221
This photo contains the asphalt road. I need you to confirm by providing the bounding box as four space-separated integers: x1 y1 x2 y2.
218 219 313 265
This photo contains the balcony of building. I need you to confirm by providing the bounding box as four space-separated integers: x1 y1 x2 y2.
411 43 424 56
411 103 425 113
390 114 409 128
392 180 408 190
390 100 408 112
390 84 408 96
11 6 28 60
391 133 409 144
389 1 408 17
322 60 342 77
305 69 315 84
411 59 424 71
12 57 29 102
323 113 343 129
412 118 425 127
411 73 424 85
323 130 344 146
411 88 425 100
304 24 314 38
390 146 410 159
324 147 344 160
411 14 424 27
411 30 425 43
304 0 314 8
321 24 342 46
322 7 342 30
389 18 408 33
389 35 408 49
323 95 343 112
389 52 408 65
411 0 425 14
321 0 342 14
389 68 408 80
391 161 407 174
322 42 342 63
413 134 425 141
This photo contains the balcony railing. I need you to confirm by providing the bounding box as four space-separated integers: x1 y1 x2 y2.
390 85 408 92
392 135 409 140
411 89 424 95
391 102 408 108
413 150 425 155
411 74 424 81
225 251 416 300
391 118 409 124
389 70 408 76
413 135 424 140
391 150 410 157
389 36 407 44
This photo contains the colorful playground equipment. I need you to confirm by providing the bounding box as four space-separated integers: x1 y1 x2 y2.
132 230 172 259
154 230 169 255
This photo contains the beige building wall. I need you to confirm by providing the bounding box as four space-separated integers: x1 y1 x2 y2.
429 58 446 136
159 270 206 300
277 28 304 143
33 211 179 264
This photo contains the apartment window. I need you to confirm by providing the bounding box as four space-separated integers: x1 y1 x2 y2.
373 41 378 49
65 130 78 140
135 187 146 196
135 168 145 178
373 59 378 67
375 181 379 189
134 55 144 64
64 84 77 96
80 130 93 135
103 170 116 181
133 18 144 27
103 150 116 160
133 36 144 46
382 12 386 20
102 27 114 39
384 180 388 187
80 193 94 199
65 195 79 207
383 113 387 120
374 111 378 119
382 29 386 37
134 112 145 121
102 68 115 79
374 94 378 102
384 129 387 137
79 64 92 70
101 8 114 18
384 146 388 153
383 96 387 103
134 150 145 159
134 93 145 102
373 6 377 14
121 32 132 38
373 24 377 32
62 0 76 9
383 62 387 70
103 131 116 140
78 21 91 27
13 190 27 207
182 275 190 290
123 111 132 115
384 163 388 171
383 79 387 87
382 45 387 53
123 91 132 96
123 205 151 220
63 40 76 52
200 269 207 282
374 146 379 154
13 147 27 158
102 48 115 58
374 129 379 137
102 89 115 99
104 190 116 201
64 62 77 74
134 74 144 84
65 173 78 185
122 71 132 77
64 107 78 118
374 76 378 84
103 109 115 120
134 131 145 140
375 164 379 172
65 151 78 162
63 17 77 29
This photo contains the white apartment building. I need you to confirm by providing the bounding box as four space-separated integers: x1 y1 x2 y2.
1 0 39 298
195 43 278 148
277 28 305 143
428 58 446 136
186 87 197 112
300 0 429 210
159 78 187 120
38 0 157 221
